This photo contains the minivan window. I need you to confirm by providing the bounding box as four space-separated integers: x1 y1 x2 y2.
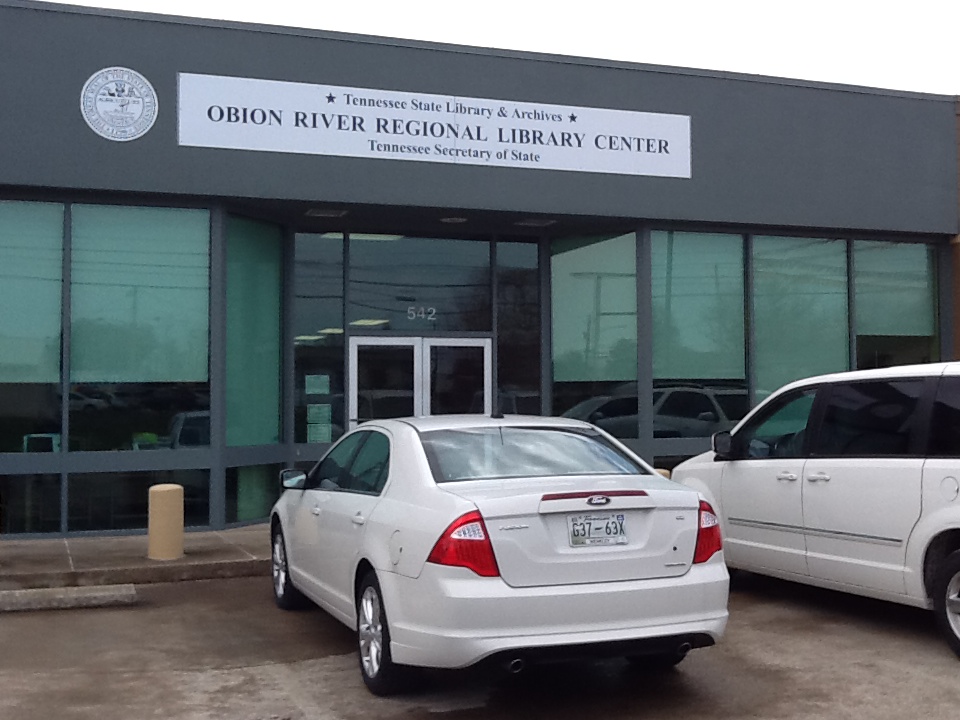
736 389 816 459
929 377 960 457
812 380 923 457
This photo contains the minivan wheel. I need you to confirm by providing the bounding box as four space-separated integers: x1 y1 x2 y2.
357 572 406 695
932 549 960 658
271 527 306 610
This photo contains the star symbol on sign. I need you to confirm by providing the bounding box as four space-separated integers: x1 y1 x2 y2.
326 94 336 103
569 113 578 122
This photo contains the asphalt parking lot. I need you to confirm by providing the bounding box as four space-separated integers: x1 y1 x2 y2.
1 573 959 720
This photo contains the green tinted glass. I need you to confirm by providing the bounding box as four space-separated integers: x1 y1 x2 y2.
226 216 281 446
0 202 63 383
753 237 849 399
855 241 935 336
854 241 938 369
551 233 637 383
652 231 744 380
71 205 209 383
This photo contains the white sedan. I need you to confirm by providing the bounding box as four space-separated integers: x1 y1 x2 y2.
270 415 728 695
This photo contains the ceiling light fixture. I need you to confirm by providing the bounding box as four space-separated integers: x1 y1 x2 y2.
305 208 349 218
514 218 556 228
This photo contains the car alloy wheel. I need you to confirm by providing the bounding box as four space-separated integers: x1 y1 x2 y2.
356 572 407 695
272 533 287 599
358 585 384 678
271 527 305 610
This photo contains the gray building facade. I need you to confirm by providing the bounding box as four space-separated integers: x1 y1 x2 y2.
1 0 957 535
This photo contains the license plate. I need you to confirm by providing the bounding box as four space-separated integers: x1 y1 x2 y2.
567 513 628 547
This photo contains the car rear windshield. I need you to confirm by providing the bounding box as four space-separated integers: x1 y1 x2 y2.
419 426 645 483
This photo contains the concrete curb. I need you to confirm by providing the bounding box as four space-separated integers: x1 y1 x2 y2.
0 584 139 612
0 558 270 592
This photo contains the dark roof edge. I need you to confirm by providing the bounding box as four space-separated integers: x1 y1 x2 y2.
5 0 958 103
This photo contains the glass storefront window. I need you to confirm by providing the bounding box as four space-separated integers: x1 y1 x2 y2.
348 235 491 332
70 205 210 451
226 464 281 523
854 241 938 369
652 231 747 437
496 241 541 414
227 216 282 446
67 469 209 531
0 474 61 533
551 233 638 438
294 233 344 444
753 236 849 400
0 202 63 453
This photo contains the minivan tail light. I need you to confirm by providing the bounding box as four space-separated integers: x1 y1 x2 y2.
693 500 722 564
427 510 500 577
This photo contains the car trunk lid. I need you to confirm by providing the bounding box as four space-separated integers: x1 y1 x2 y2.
440 474 700 588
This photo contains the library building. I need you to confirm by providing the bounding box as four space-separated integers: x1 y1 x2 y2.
0 0 957 535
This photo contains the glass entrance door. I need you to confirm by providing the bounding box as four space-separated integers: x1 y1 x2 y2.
348 337 492 430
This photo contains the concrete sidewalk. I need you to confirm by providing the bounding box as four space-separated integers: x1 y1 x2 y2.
0 524 270 593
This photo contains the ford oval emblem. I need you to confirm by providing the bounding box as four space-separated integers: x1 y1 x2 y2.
586 495 611 506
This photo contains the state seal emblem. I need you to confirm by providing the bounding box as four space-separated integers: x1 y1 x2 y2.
80 67 158 142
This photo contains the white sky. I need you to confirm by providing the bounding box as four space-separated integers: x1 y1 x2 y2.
56 0 960 95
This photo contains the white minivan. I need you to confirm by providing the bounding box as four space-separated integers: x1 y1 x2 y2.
672 362 960 657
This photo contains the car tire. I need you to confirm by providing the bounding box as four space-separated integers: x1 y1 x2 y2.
271 527 306 610
933 549 960 658
625 650 687 672
357 571 406 696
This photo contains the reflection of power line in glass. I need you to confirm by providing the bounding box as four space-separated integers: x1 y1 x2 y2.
570 271 636 363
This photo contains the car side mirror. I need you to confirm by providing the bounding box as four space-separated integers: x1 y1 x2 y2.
712 431 733 460
280 469 306 490
697 411 719 423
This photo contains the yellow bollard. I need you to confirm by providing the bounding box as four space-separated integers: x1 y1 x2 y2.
148 484 184 561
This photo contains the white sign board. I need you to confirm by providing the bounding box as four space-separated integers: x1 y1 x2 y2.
178 73 691 178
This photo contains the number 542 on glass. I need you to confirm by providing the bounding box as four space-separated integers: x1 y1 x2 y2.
407 306 437 321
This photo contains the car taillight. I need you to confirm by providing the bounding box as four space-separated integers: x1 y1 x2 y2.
693 500 722 564
427 510 500 577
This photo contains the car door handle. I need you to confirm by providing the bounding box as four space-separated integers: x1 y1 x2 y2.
776 472 798 482
311 505 322 516
807 473 831 483
351 512 366 526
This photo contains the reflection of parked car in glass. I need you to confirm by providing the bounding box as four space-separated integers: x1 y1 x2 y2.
654 385 746 437
470 389 541 415
168 411 210 448
562 384 749 439
69 389 111 412
131 411 211 450
357 390 414 422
